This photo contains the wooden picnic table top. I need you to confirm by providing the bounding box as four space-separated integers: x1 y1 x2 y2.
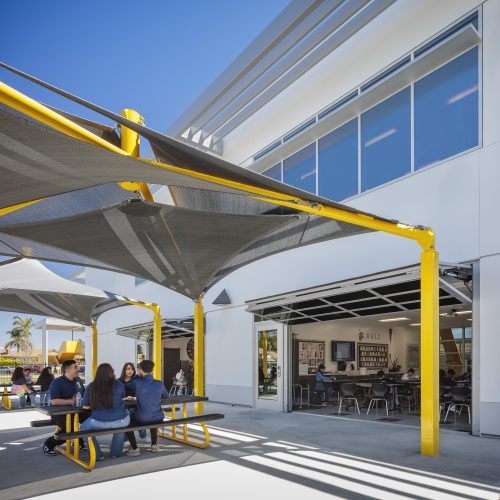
36 395 209 416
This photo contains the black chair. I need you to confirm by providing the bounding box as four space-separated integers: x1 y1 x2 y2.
367 383 390 416
398 384 416 413
444 386 471 424
338 383 360 415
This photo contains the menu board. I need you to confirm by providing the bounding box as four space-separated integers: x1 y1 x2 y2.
298 340 325 368
358 343 388 368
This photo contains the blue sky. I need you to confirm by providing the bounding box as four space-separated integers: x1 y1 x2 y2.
0 0 289 350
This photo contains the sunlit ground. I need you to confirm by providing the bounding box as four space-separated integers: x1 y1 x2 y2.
1 408 499 500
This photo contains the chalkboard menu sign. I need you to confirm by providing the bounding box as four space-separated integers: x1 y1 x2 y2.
358 343 388 368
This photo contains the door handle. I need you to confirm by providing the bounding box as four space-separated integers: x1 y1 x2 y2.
278 366 281 377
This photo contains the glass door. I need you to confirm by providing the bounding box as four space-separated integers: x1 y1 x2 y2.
254 320 287 411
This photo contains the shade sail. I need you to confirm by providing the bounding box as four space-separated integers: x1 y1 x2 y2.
0 95 395 225
0 258 134 325
0 199 367 300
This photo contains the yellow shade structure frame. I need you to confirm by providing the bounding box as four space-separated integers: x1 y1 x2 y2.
91 300 162 380
0 80 439 456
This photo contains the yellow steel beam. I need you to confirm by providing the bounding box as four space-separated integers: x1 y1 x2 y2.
91 320 98 379
194 297 204 415
152 304 162 380
119 108 154 201
0 80 128 156
420 247 440 455
0 199 45 217
120 299 162 380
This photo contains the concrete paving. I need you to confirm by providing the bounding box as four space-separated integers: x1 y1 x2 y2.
0 403 499 499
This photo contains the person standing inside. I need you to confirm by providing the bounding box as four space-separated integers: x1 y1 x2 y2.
125 360 167 455
80 363 130 461
36 367 54 406
315 364 334 406
42 359 86 457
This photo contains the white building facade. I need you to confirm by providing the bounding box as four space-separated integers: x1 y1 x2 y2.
85 1 500 437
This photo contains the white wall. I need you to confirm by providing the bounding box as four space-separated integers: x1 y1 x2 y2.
292 321 420 374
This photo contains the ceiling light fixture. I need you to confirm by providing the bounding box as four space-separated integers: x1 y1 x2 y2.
378 317 409 322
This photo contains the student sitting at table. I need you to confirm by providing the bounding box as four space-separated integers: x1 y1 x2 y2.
125 360 167 455
315 364 334 406
36 367 54 406
79 363 130 461
119 362 147 441
23 368 36 406
119 362 138 397
10 367 35 408
42 359 86 457
401 368 419 381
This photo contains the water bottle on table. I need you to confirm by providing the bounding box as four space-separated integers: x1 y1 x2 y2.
75 391 82 408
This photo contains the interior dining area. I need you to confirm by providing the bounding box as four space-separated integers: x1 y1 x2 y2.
250 264 474 432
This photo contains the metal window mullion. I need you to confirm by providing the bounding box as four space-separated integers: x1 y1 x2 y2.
315 139 319 195
357 114 362 194
410 82 415 172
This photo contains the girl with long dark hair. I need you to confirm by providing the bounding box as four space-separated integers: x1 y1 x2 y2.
11 367 34 408
36 367 54 406
79 363 130 460
119 362 137 397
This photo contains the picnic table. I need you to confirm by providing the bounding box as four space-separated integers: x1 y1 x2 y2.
35 395 223 471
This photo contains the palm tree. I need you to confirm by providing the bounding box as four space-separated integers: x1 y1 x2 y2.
4 317 33 360
4 327 23 352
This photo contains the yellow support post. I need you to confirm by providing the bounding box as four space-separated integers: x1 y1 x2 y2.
119 108 154 202
152 304 162 381
1 387 12 410
420 246 440 456
91 320 98 379
194 297 204 415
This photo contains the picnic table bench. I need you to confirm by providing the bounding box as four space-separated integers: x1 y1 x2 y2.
34 395 224 471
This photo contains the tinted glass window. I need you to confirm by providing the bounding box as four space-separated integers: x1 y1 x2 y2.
415 48 478 170
318 119 358 201
262 163 282 182
361 88 411 191
283 143 316 193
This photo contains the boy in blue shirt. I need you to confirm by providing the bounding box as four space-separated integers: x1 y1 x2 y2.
42 359 86 456
125 360 167 455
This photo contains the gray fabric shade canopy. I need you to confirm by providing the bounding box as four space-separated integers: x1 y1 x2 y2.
0 65 405 301
0 199 365 300
0 65 397 224
0 258 134 325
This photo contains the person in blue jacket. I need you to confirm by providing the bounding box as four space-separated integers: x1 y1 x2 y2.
315 364 334 406
125 360 167 455
80 363 130 461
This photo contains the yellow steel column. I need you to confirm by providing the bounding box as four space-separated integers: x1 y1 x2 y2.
420 246 440 456
91 320 98 379
120 109 154 201
194 297 204 414
152 304 162 380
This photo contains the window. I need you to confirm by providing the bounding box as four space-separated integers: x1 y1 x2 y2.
262 163 282 182
414 48 479 170
361 88 411 192
318 119 358 201
283 143 316 193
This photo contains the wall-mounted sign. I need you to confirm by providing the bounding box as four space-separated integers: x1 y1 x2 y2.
358 330 381 342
